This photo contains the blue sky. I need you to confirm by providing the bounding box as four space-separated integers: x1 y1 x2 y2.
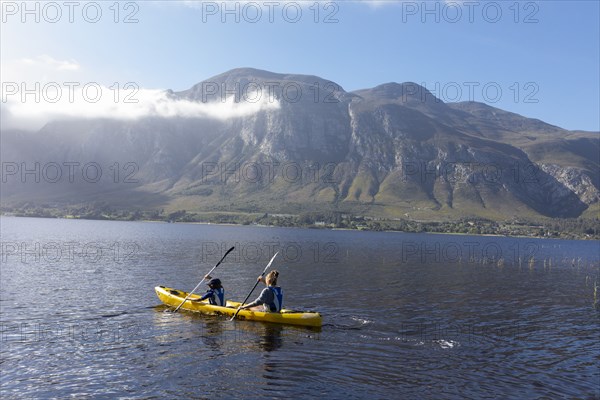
1 0 599 131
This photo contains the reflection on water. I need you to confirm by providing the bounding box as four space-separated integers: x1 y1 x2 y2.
259 325 283 352
151 305 316 354
1 217 599 398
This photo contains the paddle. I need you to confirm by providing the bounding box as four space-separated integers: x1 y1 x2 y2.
230 251 279 321
172 246 235 313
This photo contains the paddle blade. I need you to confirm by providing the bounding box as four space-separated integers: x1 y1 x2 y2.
265 252 279 271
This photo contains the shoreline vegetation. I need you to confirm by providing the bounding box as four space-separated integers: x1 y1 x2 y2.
1 205 599 241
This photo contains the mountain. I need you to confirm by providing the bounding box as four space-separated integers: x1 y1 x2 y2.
1 68 599 221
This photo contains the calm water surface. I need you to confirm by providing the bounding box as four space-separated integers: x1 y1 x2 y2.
1 217 598 399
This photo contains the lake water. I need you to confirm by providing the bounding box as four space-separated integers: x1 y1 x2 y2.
1 216 598 398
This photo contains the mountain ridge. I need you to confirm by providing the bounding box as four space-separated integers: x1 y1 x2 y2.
2 68 598 221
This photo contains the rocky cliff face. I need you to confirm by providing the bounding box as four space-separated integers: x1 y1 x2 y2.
2 68 598 220
539 164 600 205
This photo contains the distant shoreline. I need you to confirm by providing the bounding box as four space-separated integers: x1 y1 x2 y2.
1 212 598 241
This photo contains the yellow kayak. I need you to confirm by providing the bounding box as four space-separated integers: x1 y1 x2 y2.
155 286 322 327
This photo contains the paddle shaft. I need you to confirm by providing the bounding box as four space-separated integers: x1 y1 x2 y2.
173 246 235 313
230 252 278 321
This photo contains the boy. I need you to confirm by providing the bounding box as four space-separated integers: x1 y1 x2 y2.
194 275 225 306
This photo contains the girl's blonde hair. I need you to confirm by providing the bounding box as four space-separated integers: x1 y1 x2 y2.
265 270 279 286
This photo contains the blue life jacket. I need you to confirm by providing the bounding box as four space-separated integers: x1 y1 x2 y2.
268 287 283 312
204 288 225 306
214 287 225 306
